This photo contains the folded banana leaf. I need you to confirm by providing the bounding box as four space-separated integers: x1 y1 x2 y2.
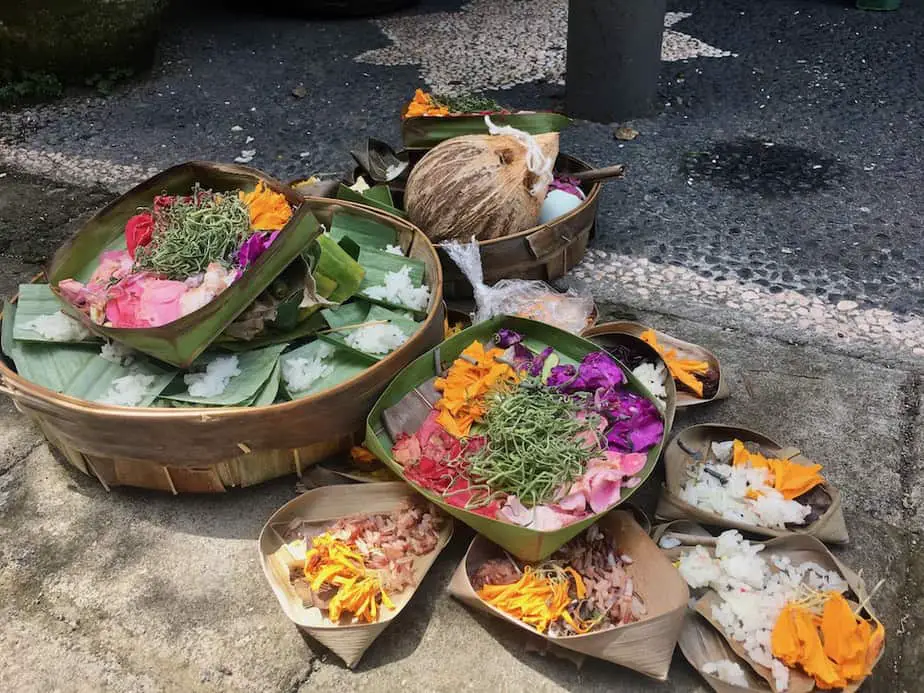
160 343 287 406
337 184 407 219
305 233 365 304
280 339 370 400
64 352 177 407
12 284 100 343
3 299 98 392
362 184 395 207
46 161 322 368
364 315 668 562
328 211 399 250
401 112 572 150
319 303 420 363
215 311 325 352
248 361 281 406
357 247 427 314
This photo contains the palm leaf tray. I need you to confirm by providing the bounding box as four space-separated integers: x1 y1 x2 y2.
0 165 445 492
364 315 674 562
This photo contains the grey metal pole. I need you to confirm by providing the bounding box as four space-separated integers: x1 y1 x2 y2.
565 0 666 123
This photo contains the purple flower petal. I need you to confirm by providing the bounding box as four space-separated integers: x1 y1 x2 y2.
495 328 524 348
546 364 576 388
236 231 279 268
528 346 555 376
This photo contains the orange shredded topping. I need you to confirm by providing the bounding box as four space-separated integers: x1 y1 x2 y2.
639 329 710 397
732 439 825 500
239 181 293 230
771 593 884 689
303 533 394 623
477 566 588 634
403 89 450 118
434 340 518 438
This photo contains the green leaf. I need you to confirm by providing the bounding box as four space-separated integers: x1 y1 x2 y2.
336 184 408 219
318 303 420 362
306 233 365 304
363 316 670 562
12 284 100 343
63 353 177 407
321 300 371 330
362 184 395 208
3 300 99 392
328 211 398 250
357 247 428 314
248 361 281 406
45 162 323 367
401 112 572 149
280 340 369 400
161 343 288 406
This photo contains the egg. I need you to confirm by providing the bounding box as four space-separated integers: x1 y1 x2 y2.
538 188 586 224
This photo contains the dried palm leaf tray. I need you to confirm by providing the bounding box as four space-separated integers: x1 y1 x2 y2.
583 321 729 407
656 424 849 544
657 526 882 692
364 316 672 562
258 482 452 668
338 152 602 300
0 201 444 493
447 510 689 680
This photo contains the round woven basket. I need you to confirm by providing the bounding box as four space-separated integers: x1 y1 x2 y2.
0 200 444 493
357 152 601 299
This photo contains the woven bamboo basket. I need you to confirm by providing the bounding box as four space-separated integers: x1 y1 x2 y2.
0 200 444 493
351 152 602 299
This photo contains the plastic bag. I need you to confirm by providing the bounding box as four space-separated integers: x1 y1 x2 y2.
442 238 595 334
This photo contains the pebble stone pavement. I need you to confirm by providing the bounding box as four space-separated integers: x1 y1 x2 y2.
0 1 922 692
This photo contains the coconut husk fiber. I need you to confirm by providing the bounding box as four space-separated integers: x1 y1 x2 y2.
258 482 453 668
582 321 729 407
675 533 882 693
447 510 689 681
405 132 560 242
656 423 849 544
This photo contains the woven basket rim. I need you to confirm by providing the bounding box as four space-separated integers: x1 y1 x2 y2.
0 197 443 422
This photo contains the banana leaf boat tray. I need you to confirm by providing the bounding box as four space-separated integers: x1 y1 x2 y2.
0 200 444 493
364 315 671 561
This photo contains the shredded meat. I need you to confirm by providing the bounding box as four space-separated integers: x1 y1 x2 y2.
471 558 521 591
286 498 444 594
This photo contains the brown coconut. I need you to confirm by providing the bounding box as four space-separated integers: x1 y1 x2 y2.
405 132 560 242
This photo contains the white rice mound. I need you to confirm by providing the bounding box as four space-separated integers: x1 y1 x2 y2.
98 373 156 407
365 265 430 311
100 342 135 367
283 343 334 392
679 531 848 692
346 322 408 355
631 361 668 405
184 355 241 398
679 441 812 529
385 244 404 256
703 659 749 686
26 311 90 342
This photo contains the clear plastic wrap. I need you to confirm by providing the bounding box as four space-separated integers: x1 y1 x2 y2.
442 238 595 334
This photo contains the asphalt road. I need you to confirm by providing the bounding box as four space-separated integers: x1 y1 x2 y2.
1 0 921 319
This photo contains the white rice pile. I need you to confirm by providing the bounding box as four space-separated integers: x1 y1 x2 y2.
365 265 430 311
184 355 241 398
25 311 90 342
385 244 404 256
100 342 135 367
346 322 408 354
282 343 333 392
679 531 848 692
678 440 811 528
98 373 156 407
702 659 749 686
631 361 667 406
